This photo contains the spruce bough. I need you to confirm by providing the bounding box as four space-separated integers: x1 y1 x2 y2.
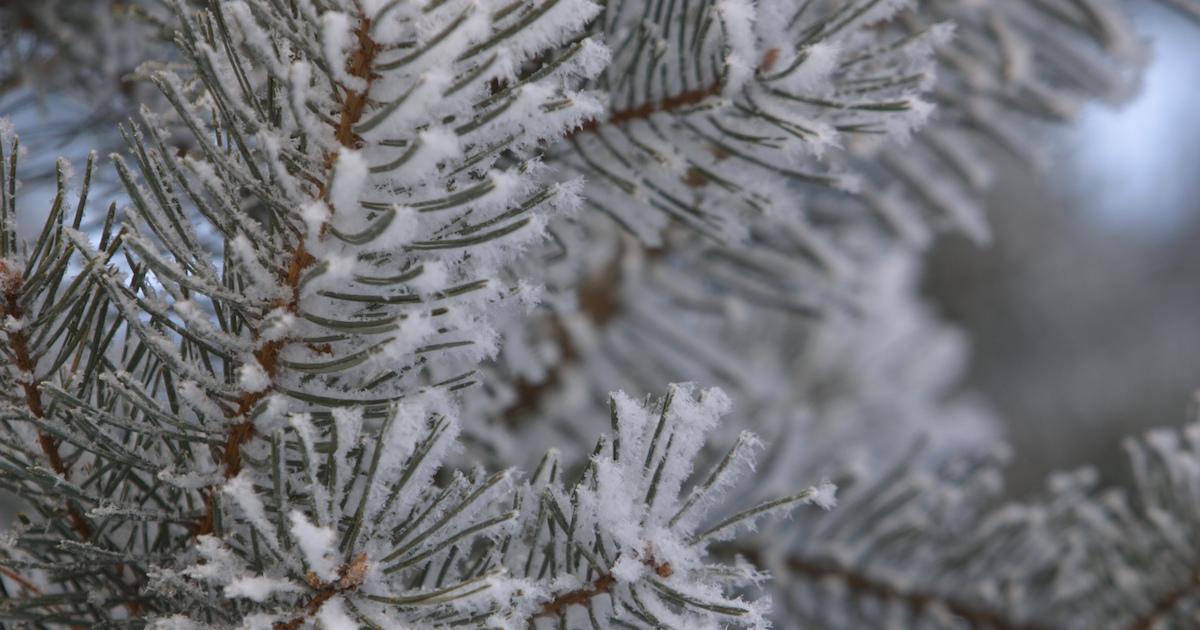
1 0 1198 628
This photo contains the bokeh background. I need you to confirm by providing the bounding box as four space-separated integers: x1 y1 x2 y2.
924 2 1200 495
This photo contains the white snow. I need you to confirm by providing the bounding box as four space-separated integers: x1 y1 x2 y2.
323 11 367 92
315 596 357 629
810 480 838 510
289 510 339 582
237 361 271 394
329 149 368 214
224 576 301 602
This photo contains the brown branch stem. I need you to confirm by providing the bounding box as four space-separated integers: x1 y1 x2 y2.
2 263 146 620
532 573 616 620
735 545 1052 630
273 554 369 630
195 14 381 538
784 555 1049 630
1 263 91 540
570 82 723 137
0 565 42 596
529 548 671 621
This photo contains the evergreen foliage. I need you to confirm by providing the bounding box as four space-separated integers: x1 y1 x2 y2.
0 0 1198 628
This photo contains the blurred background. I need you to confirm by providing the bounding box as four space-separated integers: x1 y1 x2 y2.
924 2 1200 496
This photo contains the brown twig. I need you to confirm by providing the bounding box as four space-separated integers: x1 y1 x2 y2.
570 82 723 137
784 555 1049 630
569 46 786 139
734 545 1051 630
530 548 672 621
194 12 380 537
0 567 83 628
3 263 145 621
273 553 369 630
532 573 616 620
0 565 43 596
1 262 92 540
333 18 379 151
192 13 383 629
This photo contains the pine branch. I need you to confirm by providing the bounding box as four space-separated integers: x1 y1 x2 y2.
571 81 724 136
1 262 90 540
501 386 835 627
329 15 380 156
0 148 153 622
531 573 615 620
530 551 674 621
1 1 1184 628
193 235 315 537
571 44 789 138
196 8 381 537
774 552 1050 630
273 553 369 630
